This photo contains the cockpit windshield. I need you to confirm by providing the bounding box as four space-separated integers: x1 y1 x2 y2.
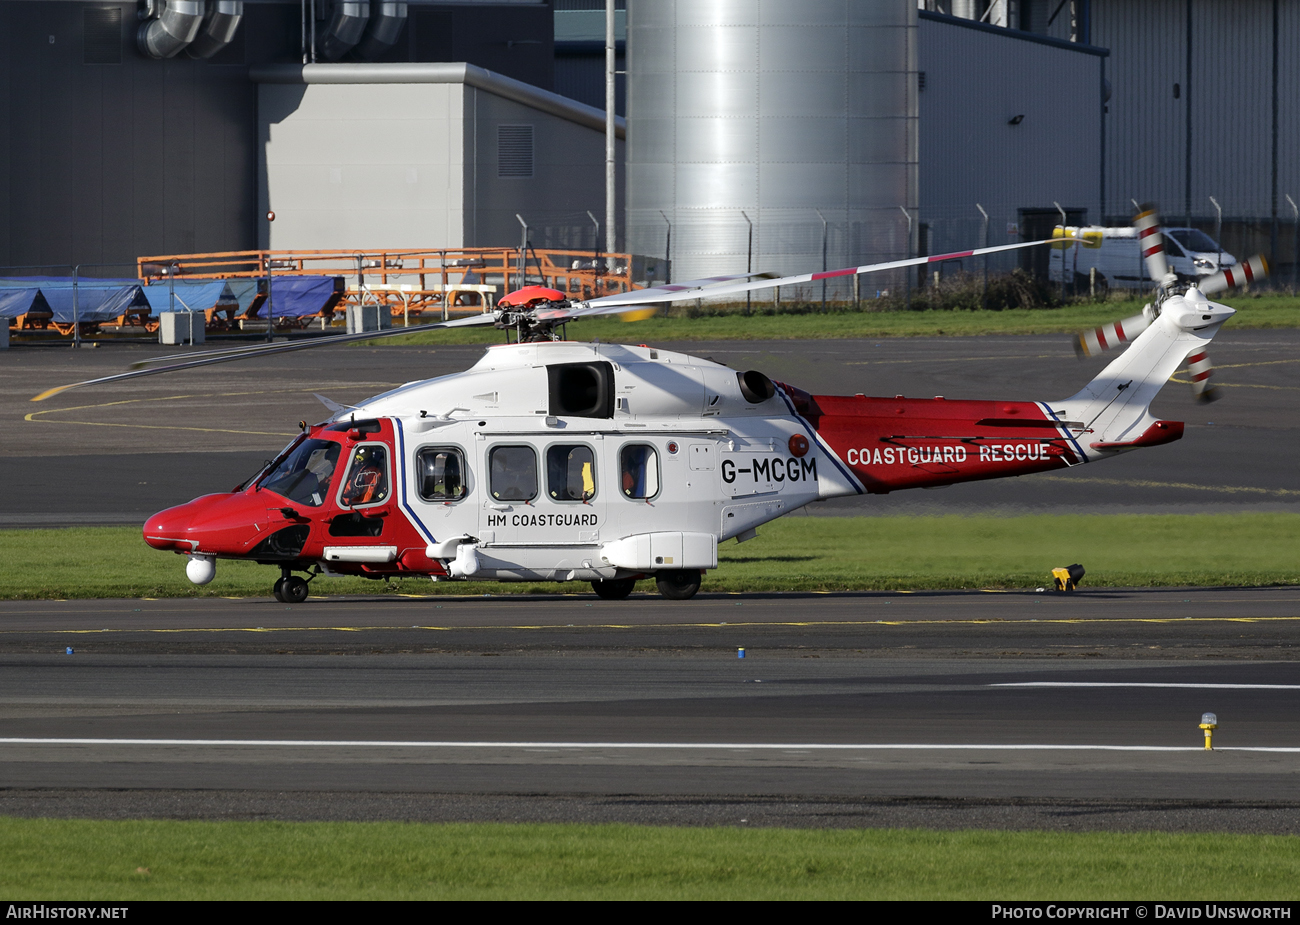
258 438 342 507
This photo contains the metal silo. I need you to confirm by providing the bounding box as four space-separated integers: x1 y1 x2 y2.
626 0 918 292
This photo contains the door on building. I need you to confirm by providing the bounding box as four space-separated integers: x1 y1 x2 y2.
1019 207 1087 283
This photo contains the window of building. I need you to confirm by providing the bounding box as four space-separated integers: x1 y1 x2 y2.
417 447 467 502
489 445 538 501
619 444 659 499
547 444 596 502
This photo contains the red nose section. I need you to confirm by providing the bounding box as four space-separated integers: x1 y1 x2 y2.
143 493 269 554
142 506 194 552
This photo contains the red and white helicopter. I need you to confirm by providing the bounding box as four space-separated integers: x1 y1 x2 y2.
34 206 1267 603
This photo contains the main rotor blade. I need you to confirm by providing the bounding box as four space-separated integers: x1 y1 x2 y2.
30 313 499 402
575 271 781 310
577 237 1084 308
1197 254 1269 295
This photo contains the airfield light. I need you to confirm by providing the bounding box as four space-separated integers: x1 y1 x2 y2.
738 648 746 659
1199 712 1218 750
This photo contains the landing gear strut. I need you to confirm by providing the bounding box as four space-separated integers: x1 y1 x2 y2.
273 566 310 604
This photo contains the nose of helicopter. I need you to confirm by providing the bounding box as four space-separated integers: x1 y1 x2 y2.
143 492 267 553
143 499 207 551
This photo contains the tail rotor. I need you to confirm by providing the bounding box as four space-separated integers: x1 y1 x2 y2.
1134 203 1176 291
1197 254 1269 296
1070 204 1273 404
1186 348 1219 403
1073 309 1153 359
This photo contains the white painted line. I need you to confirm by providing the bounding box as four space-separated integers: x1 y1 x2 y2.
991 682 1300 690
0 738 1296 752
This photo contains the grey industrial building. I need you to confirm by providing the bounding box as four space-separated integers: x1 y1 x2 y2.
1 0 1296 285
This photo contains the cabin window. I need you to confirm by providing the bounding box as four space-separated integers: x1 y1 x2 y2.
260 438 341 507
417 447 467 502
547 444 597 502
339 444 390 507
547 362 615 418
489 445 538 501
620 444 660 500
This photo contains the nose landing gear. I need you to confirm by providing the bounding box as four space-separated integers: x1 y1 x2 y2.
272 566 311 604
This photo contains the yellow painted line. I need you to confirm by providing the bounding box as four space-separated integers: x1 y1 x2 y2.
1168 376 1298 391
23 386 398 436
1033 474 1300 497
9 615 1300 635
2 595 1298 617
1205 359 1300 369
21 418 296 436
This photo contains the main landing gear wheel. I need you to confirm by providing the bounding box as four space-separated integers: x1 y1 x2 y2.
591 578 636 600
272 577 286 602
655 569 702 601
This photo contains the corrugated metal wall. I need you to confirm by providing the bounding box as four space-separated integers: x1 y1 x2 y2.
0 1 265 274
918 15 1102 264
1093 0 1299 234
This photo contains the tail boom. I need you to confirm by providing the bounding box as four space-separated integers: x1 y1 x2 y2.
797 394 1086 496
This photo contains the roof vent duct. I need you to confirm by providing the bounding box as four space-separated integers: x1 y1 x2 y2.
185 0 243 59
355 1 408 60
316 1 370 62
136 0 205 59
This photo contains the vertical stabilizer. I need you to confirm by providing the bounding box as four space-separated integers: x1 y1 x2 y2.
1051 289 1234 457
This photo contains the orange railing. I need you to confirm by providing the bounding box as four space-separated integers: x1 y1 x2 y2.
136 246 637 326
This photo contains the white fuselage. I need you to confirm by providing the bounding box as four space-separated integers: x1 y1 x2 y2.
341 341 855 582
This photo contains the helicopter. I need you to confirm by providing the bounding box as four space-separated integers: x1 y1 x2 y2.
32 208 1267 603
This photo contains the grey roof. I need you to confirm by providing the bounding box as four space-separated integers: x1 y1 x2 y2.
250 62 626 139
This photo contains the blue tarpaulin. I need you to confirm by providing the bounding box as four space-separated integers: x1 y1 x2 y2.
226 279 260 315
0 288 48 318
41 286 146 323
248 276 338 318
0 277 146 323
142 281 231 317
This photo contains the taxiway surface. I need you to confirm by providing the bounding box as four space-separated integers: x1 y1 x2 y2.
0 590 1297 829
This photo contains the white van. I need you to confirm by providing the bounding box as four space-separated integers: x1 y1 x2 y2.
1050 225 1238 292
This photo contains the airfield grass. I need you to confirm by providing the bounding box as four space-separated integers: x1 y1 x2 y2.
0 512 1295 600
369 293 1300 345
2 818 1299 900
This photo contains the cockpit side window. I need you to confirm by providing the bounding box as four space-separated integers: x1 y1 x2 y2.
489 445 538 502
260 438 341 507
339 444 390 507
619 444 660 500
417 447 467 502
547 444 596 502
